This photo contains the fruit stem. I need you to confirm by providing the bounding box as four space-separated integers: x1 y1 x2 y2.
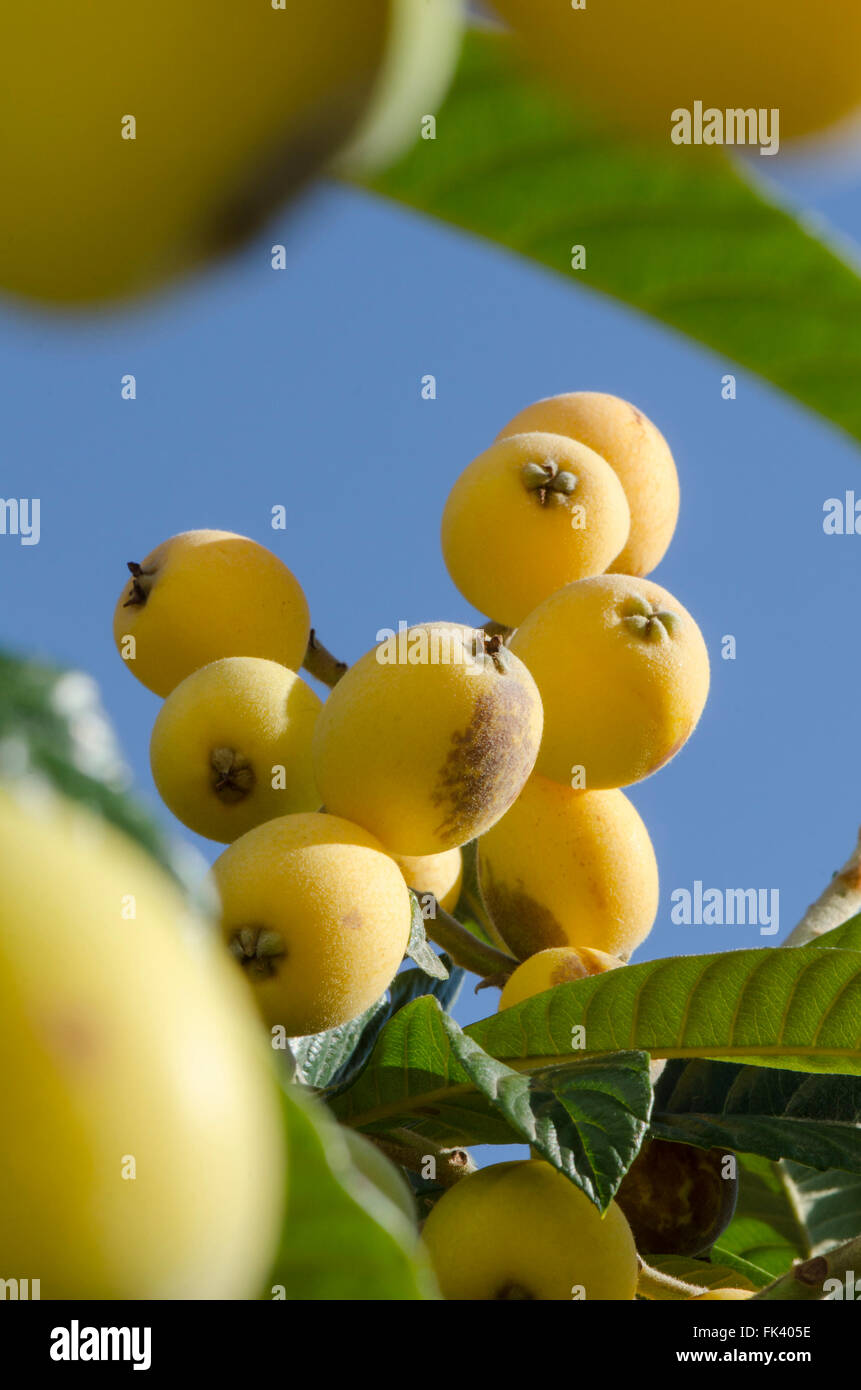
481 620 514 645
783 826 861 947
750 1234 861 1300
303 629 349 688
636 1259 712 1301
363 1130 477 1188
425 899 519 979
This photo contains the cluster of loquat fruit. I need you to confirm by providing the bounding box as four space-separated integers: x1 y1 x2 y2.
108 390 741 1301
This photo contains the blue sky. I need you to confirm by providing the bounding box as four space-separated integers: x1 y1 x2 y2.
1 132 859 1156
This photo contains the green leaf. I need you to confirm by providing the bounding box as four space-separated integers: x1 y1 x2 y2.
798 915 861 952
265 1083 438 1301
0 650 203 897
716 1154 861 1281
643 1254 761 1297
466 947 861 1075
651 1059 861 1173
331 996 651 1208
452 839 498 946
293 960 464 1093
360 30 861 444
406 893 449 980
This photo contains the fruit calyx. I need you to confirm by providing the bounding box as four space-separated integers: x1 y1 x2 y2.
479 631 513 675
621 595 681 644
521 459 577 507
211 747 256 803
494 1282 535 1300
123 560 156 608
229 926 285 980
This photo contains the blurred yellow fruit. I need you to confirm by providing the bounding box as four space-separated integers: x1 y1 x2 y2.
489 0 861 143
113 530 310 698
0 788 284 1299
480 777 658 960
212 812 412 1037
392 847 464 914
150 657 321 843
313 623 543 855
441 432 631 626
0 2 390 304
499 945 625 1010
510 575 710 789
497 393 679 579
421 1159 638 1300
337 0 465 175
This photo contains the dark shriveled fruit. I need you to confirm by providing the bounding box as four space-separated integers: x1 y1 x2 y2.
616 1139 738 1258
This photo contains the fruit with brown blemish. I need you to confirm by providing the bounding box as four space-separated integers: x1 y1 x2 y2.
420 1159 638 1300
312 623 543 855
616 1140 739 1258
496 392 679 579
0 3 393 303
392 847 464 914
498 944 625 1009
441 431 631 626
212 812 412 1037
0 787 284 1299
149 657 321 843
509 575 710 789
478 775 659 961
113 529 310 698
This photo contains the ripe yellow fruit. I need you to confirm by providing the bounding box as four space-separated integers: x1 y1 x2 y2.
421 1160 638 1300
150 657 321 844
691 1288 753 1301
0 3 390 304
313 623 543 855
392 848 464 914
480 777 658 960
336 0 465 176
441 432 631 626
499 945 625 1010
212 812 412 1037
509 575 710 789
0 788 284 1299
497 393 679 579
489 0 861 144
113 530 310 698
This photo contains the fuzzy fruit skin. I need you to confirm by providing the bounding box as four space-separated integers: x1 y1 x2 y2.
0 789 284 1300
313 623 543 856
480 776 658 960
499 945 624 1009
616 1140 739 1259
392 847 464 914
150 657 321 844
509 575 710 789
489 0 861 143
441 432 630 626
421 1160 638 1300
113 530 310 698
497 394 678 579
0 3 389 304
341 1129 418 1230
336 0 465 175
692 1288 753 1301
212 812 412 1037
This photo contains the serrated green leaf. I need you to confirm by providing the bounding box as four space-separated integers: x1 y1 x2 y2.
264 1083 438 1301
651 1058 861 1173
466 948 861 1075
331 996 651 1208
360 30 861 444
406 893 450 980
293 960 464 1093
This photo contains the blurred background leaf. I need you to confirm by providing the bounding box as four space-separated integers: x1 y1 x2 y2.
359 30 861 444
